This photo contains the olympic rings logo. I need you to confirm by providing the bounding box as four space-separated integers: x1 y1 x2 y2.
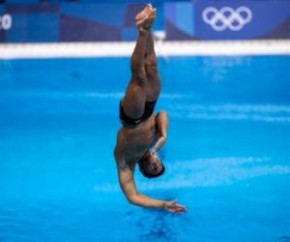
202 7 252 31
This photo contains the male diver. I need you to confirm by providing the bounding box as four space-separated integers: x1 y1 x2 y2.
114 4 186 214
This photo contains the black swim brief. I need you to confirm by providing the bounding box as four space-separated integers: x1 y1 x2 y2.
119 101 156 126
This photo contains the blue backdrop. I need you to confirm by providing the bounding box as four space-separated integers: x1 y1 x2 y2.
0 0 290 42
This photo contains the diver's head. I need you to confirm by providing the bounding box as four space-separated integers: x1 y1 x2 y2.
138 151 165 178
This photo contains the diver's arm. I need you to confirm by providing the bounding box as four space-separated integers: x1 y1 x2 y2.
117 165 186 213
117 164 167 209
153 111 168 152
114 142 186 213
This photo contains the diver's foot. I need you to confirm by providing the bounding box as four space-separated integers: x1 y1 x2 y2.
135 3 152 22
136 8 156 31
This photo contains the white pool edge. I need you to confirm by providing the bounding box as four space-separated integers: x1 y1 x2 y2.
1 40 290 59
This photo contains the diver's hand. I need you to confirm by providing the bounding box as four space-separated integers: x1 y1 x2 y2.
164 201 186 214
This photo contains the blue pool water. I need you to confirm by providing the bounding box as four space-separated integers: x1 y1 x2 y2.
0 56 290 242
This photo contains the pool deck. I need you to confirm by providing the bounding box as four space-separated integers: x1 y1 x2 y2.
0 40 290 59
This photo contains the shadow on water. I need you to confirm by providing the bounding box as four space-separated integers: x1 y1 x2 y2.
124 192 191 242
137 211 176 242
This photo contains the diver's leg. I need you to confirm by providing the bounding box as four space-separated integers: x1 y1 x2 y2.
144 30 161 102
121 7 156 119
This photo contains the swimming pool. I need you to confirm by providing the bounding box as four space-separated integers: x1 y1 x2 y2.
0 55 290 242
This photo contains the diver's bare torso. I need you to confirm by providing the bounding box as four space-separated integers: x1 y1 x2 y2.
115 114 158 167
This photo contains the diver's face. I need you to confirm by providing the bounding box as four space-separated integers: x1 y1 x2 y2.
145 152 163 175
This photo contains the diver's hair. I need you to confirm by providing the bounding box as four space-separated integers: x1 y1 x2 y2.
139 163 165 178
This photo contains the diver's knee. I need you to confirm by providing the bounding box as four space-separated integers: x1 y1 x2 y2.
131 71 147 87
